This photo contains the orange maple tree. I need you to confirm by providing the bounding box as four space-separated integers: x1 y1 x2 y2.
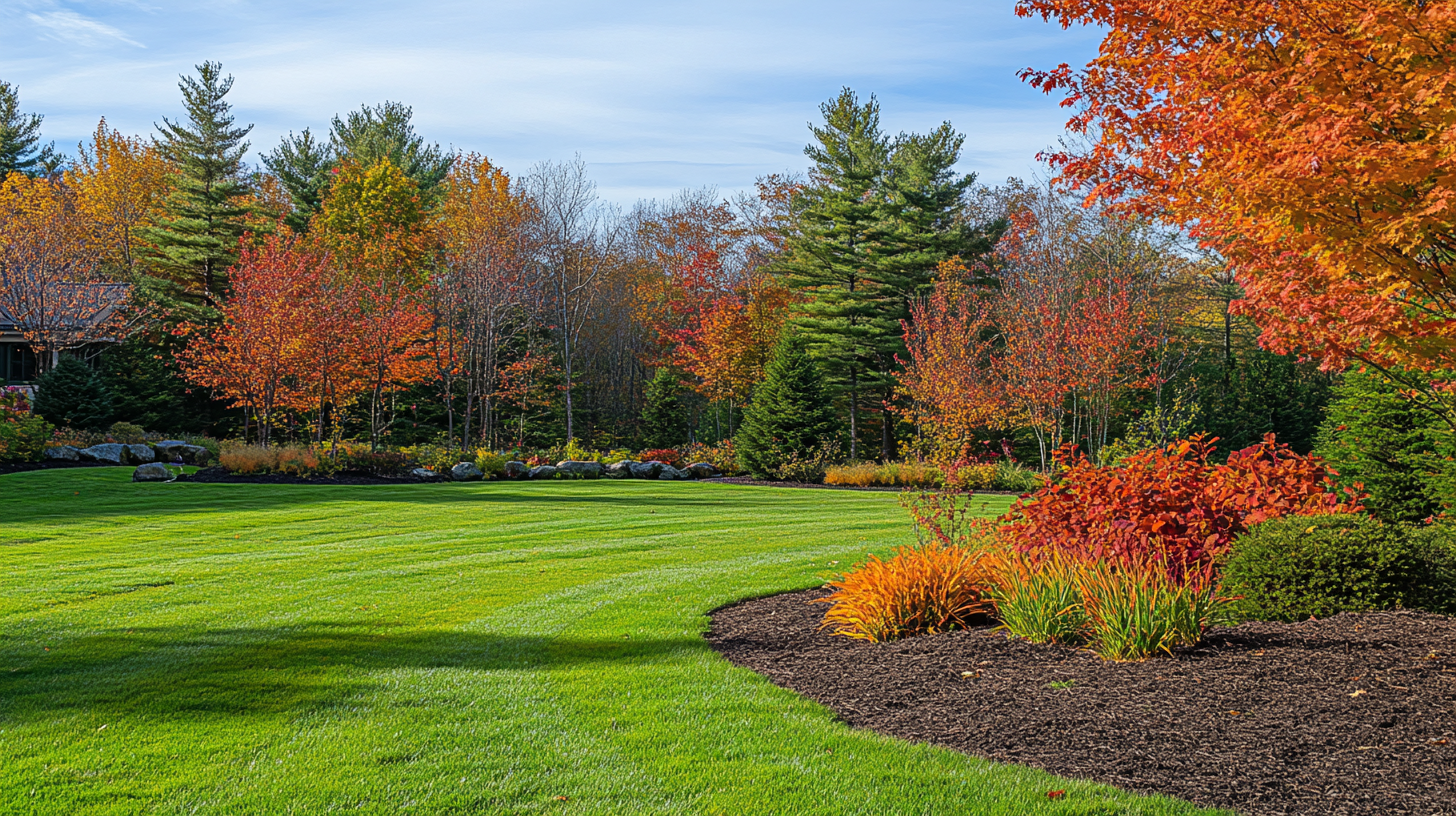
1017 0 1456 407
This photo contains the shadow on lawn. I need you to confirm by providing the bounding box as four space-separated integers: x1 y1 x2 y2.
3 472 892 524
0 624 704 720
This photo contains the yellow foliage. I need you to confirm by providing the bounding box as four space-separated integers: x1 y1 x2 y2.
65 119 171 273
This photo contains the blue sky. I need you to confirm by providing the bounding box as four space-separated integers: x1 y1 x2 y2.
2 0 1102 203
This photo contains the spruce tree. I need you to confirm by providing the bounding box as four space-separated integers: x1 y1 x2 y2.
778 89 888 460
262 128 333 233
0 80 59 178
735 332 838 479
330 102 452 196
640 367 691 449
138 62 254 305
33 357 113 431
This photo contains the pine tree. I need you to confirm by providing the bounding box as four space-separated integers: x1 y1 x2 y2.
778 89 888 460
262 128 332 233
0 80 59 178
330 102 452 196
640 367 691 449
33 357 113 430
138 62 254 305
735 332 838 478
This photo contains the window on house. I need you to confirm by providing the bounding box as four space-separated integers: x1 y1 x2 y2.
3 344 39 384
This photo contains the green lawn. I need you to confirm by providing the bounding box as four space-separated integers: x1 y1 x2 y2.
0 470 1223 815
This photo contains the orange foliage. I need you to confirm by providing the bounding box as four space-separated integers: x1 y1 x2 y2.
1018 0 1456 378
66 119 171 273
817 541 995 642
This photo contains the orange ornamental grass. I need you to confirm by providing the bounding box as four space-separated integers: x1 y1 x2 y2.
816 541 995 643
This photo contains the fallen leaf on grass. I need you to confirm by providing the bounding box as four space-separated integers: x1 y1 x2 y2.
1046 790 1065 799
554 795 569 801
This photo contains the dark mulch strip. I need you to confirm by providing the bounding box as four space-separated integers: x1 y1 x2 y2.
0 460 111 476
708 588 1456 816
178 466 427 486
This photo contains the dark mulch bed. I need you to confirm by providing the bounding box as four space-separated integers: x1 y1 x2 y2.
0 460 110 476
708 588 1456 816
178 466 426 486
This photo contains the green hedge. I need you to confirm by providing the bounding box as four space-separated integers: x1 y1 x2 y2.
1221 514 1456 621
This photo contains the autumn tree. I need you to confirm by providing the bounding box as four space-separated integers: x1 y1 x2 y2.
1017 0 1456 423
0 174 123 371
140 61 254 306
66 119 171 275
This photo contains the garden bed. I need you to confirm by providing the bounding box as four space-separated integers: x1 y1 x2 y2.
0 460 109 476
703 476 1021 495
178 465 428 485
708 588 1456 816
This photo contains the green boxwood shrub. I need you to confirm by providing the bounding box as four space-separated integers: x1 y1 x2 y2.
1221 515 1456 621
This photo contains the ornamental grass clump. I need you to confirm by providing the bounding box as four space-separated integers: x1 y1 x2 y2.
1075 557 1225 661
817 542 995 643
983 549 1087 645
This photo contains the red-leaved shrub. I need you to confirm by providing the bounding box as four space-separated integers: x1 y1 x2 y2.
999 434 1363 579
637 448 683 466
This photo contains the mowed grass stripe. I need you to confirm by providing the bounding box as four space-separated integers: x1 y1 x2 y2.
0 470 1224 815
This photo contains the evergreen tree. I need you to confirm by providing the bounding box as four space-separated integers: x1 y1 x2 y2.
640 367 691 449
778 89 888 460
330 102 452 196
0 80 59 178
736 332 838 478
262 128 332 233
138 62 254 305
1315 370 1456 523
33 357 112 431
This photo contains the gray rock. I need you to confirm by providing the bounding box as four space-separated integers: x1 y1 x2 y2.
528 465 559 480
503 460 530 480
79 443 128 465
628 461 663 479
555 460 603 479
152 441 211 465
131 462 174 482
43 445 80 461
125 444 155 464
604 460 633 479
657 465 690 480
686 462 720 479
411 467 443 482
450 462 484 481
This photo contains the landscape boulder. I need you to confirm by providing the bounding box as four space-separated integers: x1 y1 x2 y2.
125 444 156 464
686 462 720 479
503 460 530 480
604 460 633 479
79 443 128 465
411 468 443 482
556 460 603 479
450 462 484 481
43 445 80 462
657 465 690 481
152 441 211 465
132 463 174 482
628 461 663 480
528 465 559 480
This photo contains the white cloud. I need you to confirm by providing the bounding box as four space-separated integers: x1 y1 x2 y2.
26 9 145 49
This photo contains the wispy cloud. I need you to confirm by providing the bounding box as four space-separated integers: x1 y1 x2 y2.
27 9 145 48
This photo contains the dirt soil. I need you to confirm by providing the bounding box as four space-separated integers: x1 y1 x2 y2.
708 588 1456 816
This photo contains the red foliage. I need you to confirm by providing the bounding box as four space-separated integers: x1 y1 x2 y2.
637 448 683 466
998 434 1364 579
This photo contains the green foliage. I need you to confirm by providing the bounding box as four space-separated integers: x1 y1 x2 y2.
1222 515 1456 621
1190 348 1333 456
1315 370 1456 523
640 367 691 449
108 421 147 443
473 450 507 478
0 80 59 177
138 61 254 304
1101 391 1200 465
33 357 112 431
985 552 1088 646
330 101 452 196
262 128 333 233
0 415 54 462
736 332 838 479
100 335 235 436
